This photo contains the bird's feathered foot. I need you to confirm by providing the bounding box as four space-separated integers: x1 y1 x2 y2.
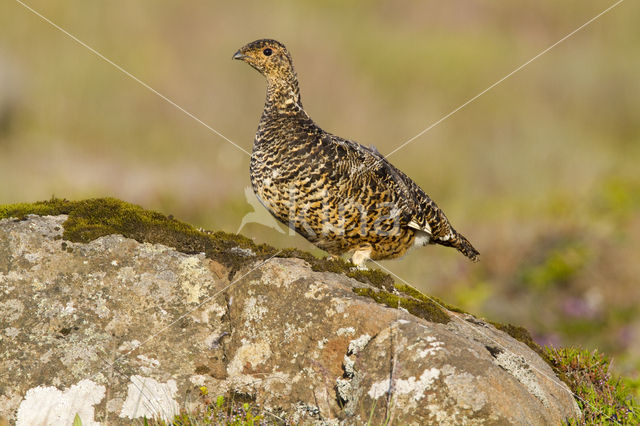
351 247 372 269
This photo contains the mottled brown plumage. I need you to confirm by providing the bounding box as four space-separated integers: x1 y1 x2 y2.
234 39 479 266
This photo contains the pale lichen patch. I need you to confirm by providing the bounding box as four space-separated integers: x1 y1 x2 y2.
119 375 179 421
368 368 441 401
348 334 372 355
343 355 356 377
230 246 255 257
443 369 487 412
118 339 141 352
136 354 161 374
282 322 306 344
243 296 268 328
61 301 76 316
493 351 549 408
4 327 19 338
416 337 445 358
332 298 347 314
92 295 111 319
189 375 207 386
193 303 226 324
304 282 324 300
60 344 99 377
260 258 308 288
16 379 105 426
179 256 209 304
227 340 272 376
336 326 355 336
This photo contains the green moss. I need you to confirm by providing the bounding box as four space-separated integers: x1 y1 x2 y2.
394 283 467 314
309 256 351 274
353 287 450 324
488 321 563 376
1 197 282 275
547 347 640 425
346 269 395 291
309 257 394 291
490 322 540 353
0 198 76 218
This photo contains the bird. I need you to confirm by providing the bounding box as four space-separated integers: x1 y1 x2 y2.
233 39 479 267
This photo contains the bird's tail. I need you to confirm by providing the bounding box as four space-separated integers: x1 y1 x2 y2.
437 231 480 262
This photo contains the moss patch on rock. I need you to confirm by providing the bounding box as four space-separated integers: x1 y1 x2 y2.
353 287 450 324
491 322 547 357
394 283 467 314
0 198 275 275
310 257 395 291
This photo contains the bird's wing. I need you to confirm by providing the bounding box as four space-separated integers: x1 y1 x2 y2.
325 134 418 230
325 133 453 238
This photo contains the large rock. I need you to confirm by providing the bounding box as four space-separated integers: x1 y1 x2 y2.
0 207 580 424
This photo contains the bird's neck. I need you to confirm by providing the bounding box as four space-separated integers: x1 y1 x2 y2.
265 74 303 113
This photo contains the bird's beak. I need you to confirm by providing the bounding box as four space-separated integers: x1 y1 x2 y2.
232 50 246 60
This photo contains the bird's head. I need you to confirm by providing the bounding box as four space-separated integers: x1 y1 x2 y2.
233 39 295 83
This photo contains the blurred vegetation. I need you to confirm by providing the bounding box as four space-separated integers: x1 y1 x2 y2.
548 348 640 425
0 0 638 398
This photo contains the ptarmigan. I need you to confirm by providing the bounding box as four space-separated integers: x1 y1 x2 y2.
233 39 479 267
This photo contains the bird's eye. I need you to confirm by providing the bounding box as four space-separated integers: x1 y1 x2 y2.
263 48 273 56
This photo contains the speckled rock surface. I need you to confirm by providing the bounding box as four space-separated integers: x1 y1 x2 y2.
0 214 580 425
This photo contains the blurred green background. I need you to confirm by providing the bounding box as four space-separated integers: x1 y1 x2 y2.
1 0 638 384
